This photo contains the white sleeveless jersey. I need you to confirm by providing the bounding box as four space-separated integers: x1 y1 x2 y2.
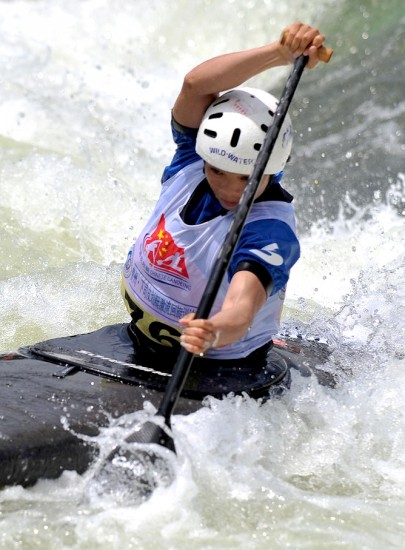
122 159 298 359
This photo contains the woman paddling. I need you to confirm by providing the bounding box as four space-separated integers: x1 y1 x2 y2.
122 21 327 366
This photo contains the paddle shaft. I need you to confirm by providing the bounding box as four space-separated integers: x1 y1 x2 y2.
157 55 309 424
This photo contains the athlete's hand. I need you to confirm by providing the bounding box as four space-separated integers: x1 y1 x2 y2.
179 313 220 356
279 22 326 68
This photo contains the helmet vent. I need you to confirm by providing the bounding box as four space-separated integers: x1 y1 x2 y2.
261 124 268 133
213 98 230 107
203 129 217 138
208 112 223 120
230 128 241 147
253 143 262 152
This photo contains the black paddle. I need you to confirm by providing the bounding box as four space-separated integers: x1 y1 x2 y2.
88 53 329 503
140 53 310 435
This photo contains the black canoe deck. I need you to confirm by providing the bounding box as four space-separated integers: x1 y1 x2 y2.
0 323 333 488
26 323 302 399
0 353 202 488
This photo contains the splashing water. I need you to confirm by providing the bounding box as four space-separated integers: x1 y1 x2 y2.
1 0 404 549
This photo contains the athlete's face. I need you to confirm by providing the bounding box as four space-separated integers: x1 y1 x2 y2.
204 163 270 211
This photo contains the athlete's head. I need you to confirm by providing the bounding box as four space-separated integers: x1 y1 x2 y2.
196 87 293 176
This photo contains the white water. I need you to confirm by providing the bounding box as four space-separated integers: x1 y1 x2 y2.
1 1 404 549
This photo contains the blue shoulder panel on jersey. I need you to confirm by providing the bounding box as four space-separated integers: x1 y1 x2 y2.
229 218 300 295
161 121 201 183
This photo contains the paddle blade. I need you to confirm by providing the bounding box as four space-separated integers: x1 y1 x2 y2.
125 419 176 451
85 421 177 505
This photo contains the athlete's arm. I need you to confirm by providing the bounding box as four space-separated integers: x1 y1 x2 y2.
179 270 266 355
172 22 325 129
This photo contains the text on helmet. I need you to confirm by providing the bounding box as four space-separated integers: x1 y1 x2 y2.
209 147 254 166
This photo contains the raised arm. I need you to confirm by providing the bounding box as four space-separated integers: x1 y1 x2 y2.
172 21 326 129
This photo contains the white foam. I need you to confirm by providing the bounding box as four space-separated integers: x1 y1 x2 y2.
1 1 404 548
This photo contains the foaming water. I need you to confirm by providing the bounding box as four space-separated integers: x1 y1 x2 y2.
287 176 405 343
1 364 404 549
1 0 404 548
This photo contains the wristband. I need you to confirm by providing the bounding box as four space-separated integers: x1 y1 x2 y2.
212 330 221 348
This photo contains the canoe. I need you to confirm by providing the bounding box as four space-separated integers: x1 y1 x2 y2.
0 323 332 488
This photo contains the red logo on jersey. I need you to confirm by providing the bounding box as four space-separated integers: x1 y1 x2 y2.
143 214 189 279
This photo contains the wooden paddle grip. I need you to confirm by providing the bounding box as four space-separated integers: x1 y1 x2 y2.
280 31 333 63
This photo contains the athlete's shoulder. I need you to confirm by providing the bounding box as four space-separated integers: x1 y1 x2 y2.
161 117 201 183
230 217 300 294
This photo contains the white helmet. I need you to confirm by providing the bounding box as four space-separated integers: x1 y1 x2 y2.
196 87 293 175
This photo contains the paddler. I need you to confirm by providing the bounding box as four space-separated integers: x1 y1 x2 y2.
122 22 327 365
